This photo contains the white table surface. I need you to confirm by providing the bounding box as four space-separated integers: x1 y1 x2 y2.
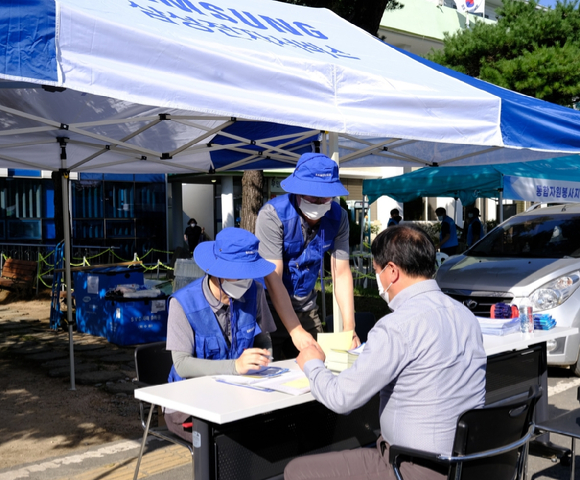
135 359 314 424
135 327 577 425
483 326 577 356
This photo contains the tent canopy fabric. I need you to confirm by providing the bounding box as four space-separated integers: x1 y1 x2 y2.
363 155 580 205
3 0 580 175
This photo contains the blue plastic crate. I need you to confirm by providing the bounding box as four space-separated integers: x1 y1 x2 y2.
104 296 168 346
74 266 144 337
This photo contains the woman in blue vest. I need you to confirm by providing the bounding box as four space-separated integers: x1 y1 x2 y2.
164 227 277 441
256 153 359 360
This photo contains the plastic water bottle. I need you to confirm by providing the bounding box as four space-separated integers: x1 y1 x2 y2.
519 298 534 335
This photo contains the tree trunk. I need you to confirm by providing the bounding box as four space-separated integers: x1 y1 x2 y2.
240 170 264 234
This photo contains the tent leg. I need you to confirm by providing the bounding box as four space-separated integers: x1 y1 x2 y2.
328 133 343 334
61 171 75 391
498 189 504 223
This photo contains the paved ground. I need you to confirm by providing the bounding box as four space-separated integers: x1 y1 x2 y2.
0 300 579 480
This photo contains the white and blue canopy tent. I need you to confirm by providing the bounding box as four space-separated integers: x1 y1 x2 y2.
4 0 580 388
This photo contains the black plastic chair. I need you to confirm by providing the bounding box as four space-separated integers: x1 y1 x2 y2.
535 386 580 480
133 341 194 480
324 312 376 343
389 386 541 480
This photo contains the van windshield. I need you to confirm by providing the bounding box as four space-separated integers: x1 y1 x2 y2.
467 213 580 258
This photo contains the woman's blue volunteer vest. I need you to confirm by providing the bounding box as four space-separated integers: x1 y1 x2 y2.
440 216 458 248
467 218 483 246
168 277 258 382
270 194 341 297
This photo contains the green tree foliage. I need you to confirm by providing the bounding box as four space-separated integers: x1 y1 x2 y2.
276 0 403 36
428 0 580 106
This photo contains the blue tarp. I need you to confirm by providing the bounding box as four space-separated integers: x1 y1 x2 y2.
363 156 580 205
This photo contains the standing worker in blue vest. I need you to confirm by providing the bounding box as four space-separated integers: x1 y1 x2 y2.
256 153 359 360
435 207 458 256
466 207 484 247
164 227 277 441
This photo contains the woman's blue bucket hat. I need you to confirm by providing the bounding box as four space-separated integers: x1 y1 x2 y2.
194 227 275 279
281 153 349 197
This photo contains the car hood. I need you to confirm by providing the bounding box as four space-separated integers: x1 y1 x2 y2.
436 256 580 293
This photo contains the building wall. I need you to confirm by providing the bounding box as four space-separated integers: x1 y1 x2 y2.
0 170 168 263
182 183 215 242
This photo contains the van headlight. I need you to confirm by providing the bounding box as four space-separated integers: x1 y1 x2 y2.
530 272 580 312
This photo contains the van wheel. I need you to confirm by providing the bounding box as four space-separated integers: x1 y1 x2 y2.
574 354 580 377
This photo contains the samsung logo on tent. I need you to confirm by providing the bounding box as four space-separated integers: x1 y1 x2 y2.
315 173 332 177
246 250 256 254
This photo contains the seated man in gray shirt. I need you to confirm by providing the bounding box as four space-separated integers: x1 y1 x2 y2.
165 227 277 441
285 224 487 480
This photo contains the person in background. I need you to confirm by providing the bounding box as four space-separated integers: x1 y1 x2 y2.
466 207 483 247
184 218 204 254
255 153 359 360
164 227 276 441
387 208 402 227
284 224 486 480
435 207 458 256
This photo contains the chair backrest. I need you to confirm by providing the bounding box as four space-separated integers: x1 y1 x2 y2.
134 341 174 386
324 312 376 343
450 386 541 480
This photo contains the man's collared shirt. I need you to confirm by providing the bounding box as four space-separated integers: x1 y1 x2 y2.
304 279 486 455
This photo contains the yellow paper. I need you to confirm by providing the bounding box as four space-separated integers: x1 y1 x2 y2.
283 377 310 389
317 330 354 356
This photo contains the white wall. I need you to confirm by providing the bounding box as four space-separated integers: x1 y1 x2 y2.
375 167 405 232
182 184 215 240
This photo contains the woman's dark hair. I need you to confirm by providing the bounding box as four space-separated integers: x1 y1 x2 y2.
371 224 436 278
188 218 197 225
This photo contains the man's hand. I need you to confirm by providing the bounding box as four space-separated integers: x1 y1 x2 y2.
289 326 316 351
234 348 271 375
297 343 325 370
350 332 361 350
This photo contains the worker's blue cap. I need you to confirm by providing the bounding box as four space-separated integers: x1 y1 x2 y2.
194 227 275 279
281 153 349 197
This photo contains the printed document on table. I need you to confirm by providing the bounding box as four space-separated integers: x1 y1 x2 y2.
213 369 310 396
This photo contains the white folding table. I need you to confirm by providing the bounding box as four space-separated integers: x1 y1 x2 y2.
134 328 577 480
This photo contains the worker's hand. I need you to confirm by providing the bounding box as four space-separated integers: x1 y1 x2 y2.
234 348 271 375
350 332 361 350
289 326 316 352
297 343 325 370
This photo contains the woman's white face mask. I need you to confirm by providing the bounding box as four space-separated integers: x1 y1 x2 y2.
220 278 252 300
298 196 331 221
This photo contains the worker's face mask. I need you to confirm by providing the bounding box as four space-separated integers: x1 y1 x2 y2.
221 278 252 300
468 213 474 219
298 196 331 221
437 216 443 222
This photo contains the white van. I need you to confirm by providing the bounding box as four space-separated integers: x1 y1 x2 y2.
436 203 580 375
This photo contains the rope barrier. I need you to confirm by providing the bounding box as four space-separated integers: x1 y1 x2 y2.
4 244 377 290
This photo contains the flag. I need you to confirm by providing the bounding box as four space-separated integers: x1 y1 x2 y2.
455 0 485 15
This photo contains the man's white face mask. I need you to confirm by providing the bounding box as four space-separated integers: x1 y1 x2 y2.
220 278 252 300
298 196 331 221
376 265 393 304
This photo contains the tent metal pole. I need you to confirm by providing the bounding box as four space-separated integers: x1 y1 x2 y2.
59 163 76 391
328 132 343 334
498 188 504 223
